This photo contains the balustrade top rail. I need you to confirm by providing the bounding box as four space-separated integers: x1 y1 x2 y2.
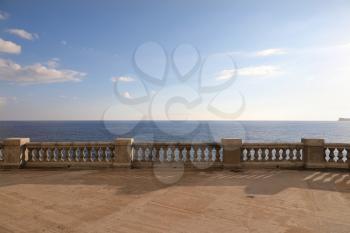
26 141 115 148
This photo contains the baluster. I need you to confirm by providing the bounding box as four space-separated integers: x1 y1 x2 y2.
53 147 59 161
97 147 103 161
145 147 150 161
190 146 195 162
197 147 202 161
285 149 290 160
264 149 269 160
333 148 339 162
83 147 89 162
182 147 187 161
249 149 255 161
278 149 283 160
61 148 66 161
257 149 262 160
152 147 157 161
159 147 164 162
0 148 3 161
105 147 112 161
271 149 276 160
75 147 81 161
39 148 45 161
242 149 248 161
299 149 303 160
204 147 209 161
219 147 223 162
174 147 180 162
342 148 348 163
292 149 297 160
46 148 52 161
90 147 96 162
68 147 74 161
167 147 172 162
137 147 144 161
212 147 217 161
32 149 38 161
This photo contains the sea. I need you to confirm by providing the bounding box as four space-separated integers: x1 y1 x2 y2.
1 121 350 143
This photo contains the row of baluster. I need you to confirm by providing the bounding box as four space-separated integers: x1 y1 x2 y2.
325 148 348 163
242 148 303 161
28 146 114 162
132 146 223 162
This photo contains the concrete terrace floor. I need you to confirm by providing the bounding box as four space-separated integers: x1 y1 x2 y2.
0 168 349 233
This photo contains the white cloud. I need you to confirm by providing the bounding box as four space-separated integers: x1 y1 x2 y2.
216 65 282 80
111 76 135 82
7 28 39 40
122 91 132 99
0 11 9 20
255 48 287 57
0 38 21 54
0 58 86 84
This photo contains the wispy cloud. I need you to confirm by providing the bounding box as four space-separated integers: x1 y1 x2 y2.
0 58 86 85
7 28 39 40
0 10 9 20
61 40 67 45
239 65 282 76
0 38 21 54
225 48 288 58
111 76 135 82
216 65 282 80
254 48 287 57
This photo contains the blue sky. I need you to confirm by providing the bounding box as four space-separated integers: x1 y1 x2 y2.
0 0 350 120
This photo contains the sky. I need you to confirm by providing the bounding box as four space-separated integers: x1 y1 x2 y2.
0 0 350 121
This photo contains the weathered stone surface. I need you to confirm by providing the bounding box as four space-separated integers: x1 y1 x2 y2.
2 138 30 167
0 169 349 233
222 138 242 168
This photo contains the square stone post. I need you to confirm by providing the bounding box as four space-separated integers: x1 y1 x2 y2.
302 138 325 169
114 138 133 167
222 138 242 169
2 138 30 168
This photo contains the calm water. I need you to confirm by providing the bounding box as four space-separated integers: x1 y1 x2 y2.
1 121 350 143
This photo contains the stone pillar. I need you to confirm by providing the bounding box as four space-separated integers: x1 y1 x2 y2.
222 138 242 169
302 138 325 169
2 138 30 168
114 138 133 167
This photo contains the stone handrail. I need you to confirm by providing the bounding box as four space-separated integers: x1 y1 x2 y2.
0 138 349 169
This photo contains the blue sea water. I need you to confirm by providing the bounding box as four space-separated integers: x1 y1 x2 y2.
1 121 350 143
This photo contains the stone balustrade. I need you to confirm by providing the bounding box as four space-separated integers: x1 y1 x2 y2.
132 142 223 168
25 141 115 168
0 137 349 170
324 143 349 169
240 143 304 168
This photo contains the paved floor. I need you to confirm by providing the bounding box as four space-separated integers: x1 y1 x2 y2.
0 168 349 233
